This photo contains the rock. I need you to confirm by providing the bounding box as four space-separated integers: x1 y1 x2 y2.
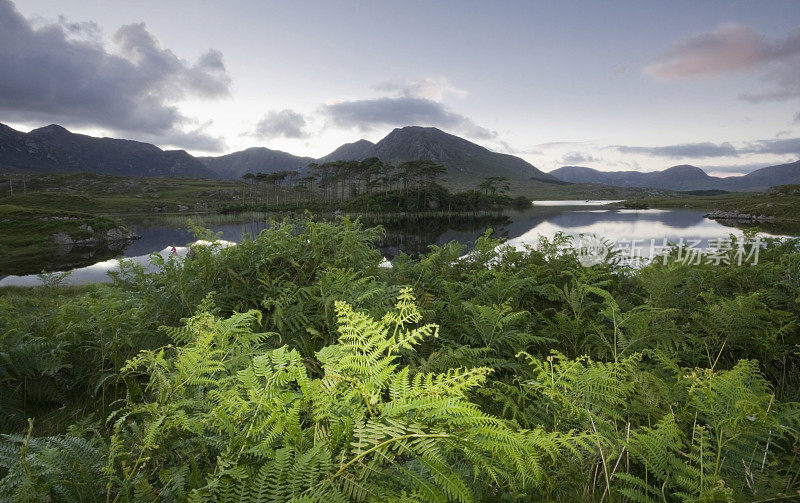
79 224 94 233
105 226 141 243
704 210 775 222
52 232 73 245
151 206 164 213
178 205 189 212
73 237 98 247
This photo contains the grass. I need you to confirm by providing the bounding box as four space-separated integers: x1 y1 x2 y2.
1 172 244 215
4 172 797 276
0 205 127 275
616 184 800 221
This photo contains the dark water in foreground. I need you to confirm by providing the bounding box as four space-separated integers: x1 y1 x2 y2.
2 202 797 287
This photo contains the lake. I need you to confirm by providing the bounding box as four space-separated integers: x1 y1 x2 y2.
1 202 796 287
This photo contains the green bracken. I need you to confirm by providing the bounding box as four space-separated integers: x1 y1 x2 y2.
1 216 799 502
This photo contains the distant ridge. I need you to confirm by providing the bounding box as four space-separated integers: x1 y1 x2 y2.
549 161 800 191
199 147 313 179
317 139 376 163
1 122 554 186
0 123 216 178
8 120 795 191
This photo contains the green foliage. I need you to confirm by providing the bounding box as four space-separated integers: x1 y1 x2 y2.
2 218 800 502
101 289 571 501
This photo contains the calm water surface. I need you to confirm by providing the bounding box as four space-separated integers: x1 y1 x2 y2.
1 203 795 287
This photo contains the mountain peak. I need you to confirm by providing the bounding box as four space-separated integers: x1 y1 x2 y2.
371 125 554 183
29 124 71 136
0 124 216 178
349 139 375 147
384 126 456 142
547 162 800 191
317 138 377 163
663 164 706 175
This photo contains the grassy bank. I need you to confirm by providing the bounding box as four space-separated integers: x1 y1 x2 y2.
0 204 129 274
617 184 800 221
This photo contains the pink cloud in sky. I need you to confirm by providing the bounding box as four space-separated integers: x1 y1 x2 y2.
644 24 775 79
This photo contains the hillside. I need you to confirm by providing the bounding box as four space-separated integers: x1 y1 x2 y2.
549 161 800 191
368 126 556 184
206 126 558 186
731 160 800 189
0 123 216 178
199 147 313 179
2 123 558 187
316 139 376 163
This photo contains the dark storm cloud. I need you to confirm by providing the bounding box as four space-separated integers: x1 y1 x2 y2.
614 142 738 158
0 0 230 150
254 109 310 139
741 138 800 155
644 23 800 102
323 96 496 140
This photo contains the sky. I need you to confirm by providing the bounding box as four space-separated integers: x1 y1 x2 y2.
1 0 799 176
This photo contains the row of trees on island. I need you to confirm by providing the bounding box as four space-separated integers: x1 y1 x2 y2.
234 158 529 212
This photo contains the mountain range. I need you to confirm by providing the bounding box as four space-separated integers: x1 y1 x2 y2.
0 123 216 178
3 121 799 192
0 123 555 185
548 163 800 192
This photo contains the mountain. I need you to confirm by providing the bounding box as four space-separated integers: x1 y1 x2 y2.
317 139 376 163
318 126 556 184
0 123 216 178
199 147 314 179
549 162 800 191
732 160 800 189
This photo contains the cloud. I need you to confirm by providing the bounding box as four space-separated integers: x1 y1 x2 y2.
740 138 800 155
322 76 493 139
323 96 496 139
562 152 599 165
0 0 231 150
534 141 588 149
701 162 775 176
614 142 738 158
644 23 800 102
495 141 542 156
794 112 800 123
152 123 226 152
373 78 467 101
644 24 774 78
254 109 309 139
740 58 800 102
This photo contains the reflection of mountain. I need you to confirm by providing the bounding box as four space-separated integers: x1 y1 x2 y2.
7 207 787 286
468 208 701 244
543 209 707 230
711 218 800 237
364 214 512 258
122 222 272 256
2 244 123 276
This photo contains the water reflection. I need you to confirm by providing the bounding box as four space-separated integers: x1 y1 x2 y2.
2 206 797 287
531 200 623 206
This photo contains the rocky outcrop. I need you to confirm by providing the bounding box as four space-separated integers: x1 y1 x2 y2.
105 227 139 242
52 225 140 251
704 210 775 222
52 232 74 246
